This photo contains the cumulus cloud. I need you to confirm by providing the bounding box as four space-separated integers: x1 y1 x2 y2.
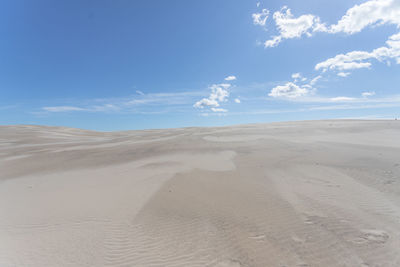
194 83 230 112
257 0 400 49
264 7 327 47
224 75 237 81
193 98 219 108
252 9 269 26
257 0 400 78
269 82 309 98
315 51 373 72
329 0 400 34
269 74 321 99
315 32 400 72
253 0 400 103
234 98 241 103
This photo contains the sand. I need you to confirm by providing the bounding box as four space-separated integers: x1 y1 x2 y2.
0 120 400 266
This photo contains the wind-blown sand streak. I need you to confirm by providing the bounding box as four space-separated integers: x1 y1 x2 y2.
0 120 399 266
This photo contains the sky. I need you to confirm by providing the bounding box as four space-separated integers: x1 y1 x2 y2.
1 0 400 131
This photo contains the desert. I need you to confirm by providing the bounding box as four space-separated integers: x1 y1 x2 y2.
1 120 400 266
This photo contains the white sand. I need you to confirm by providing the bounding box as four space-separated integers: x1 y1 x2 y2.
1 120 400 266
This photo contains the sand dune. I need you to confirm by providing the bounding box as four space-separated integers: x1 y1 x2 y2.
1 120 400 266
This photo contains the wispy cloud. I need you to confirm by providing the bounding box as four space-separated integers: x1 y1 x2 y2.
200 95 400 117
274 94 400 105
362 91 376 98
330 96 355 102
211 107 228 112
0 105 18 111
252 9 269 26
40 91 203 114
337 72 350 77
42 106 87 112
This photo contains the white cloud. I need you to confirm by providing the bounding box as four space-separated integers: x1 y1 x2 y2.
291 73 309 83
211 107 228 112
273 8 317 38
93 104 120 112
254 0 400 103
193 98 219 108
329 0 400 34
315 31 400 72
258 0 400 48
269 82 309 98
264 36 282 48
315 51 372 72
224 75 237 81
209 84 230 101
234 98 241 103
259 0 400 75
256 2 260 8
291 72 301 79
330 96 355 102
337 72 351 77
252 9 269 26
264 7 327 47
362 91 376 97
136 90 144 95
43 106 86 112
269 74 321 99
194 83 230 110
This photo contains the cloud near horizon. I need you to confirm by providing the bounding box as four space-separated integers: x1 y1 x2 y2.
269 74 321 99
42 106 87 112
194 83 231 111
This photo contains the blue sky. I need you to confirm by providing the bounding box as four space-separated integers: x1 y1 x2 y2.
1 0 400 131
